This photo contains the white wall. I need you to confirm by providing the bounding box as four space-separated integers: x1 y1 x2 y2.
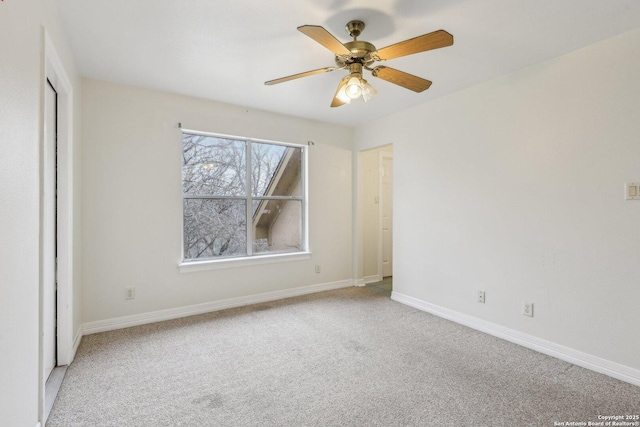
81 79 353 323
355 28 640 372
0 0 81 425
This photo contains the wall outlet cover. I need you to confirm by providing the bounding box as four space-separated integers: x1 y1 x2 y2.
477 291 485 303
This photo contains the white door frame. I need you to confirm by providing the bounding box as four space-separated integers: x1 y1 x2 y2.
377 152 393 280
40 30 75 419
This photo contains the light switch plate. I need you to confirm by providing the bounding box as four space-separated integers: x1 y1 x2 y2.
625 182 640 200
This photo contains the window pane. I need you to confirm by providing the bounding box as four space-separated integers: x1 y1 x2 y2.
252 199 302 254
251 143 302 197
183 199 247 259
182 134 246 196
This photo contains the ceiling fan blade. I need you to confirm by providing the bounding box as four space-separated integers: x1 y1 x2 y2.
330 76 350 108
376 30 453 60
298 25 352 55
371 66 432 92
265 67 339 85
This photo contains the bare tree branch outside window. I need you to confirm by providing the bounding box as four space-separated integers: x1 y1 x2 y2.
182 132 305 261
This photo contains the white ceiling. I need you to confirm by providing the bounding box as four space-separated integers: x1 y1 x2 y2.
53 0 640 127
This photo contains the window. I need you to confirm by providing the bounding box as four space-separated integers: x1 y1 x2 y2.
181 130 306 262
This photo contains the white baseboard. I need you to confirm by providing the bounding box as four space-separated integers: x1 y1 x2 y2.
83 279 354 335
363 275 381 284
391 291 640 387
354 278 366 287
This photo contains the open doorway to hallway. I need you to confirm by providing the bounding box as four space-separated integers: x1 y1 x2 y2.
359 145 393 293
365 276 393 297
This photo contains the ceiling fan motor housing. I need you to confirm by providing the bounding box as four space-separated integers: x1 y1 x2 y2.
335 40 377 67
334 20 377 67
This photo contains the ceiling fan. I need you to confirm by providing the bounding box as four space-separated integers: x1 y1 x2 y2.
265 20 454 107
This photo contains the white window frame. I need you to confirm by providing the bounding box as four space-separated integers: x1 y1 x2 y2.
178 128 310 272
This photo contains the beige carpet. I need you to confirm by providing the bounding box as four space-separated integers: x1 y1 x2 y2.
47 287 640 426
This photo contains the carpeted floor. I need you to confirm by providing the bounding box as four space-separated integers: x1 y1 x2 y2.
47 287 640 427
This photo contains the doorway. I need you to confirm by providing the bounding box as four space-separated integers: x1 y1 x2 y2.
43 79 57 383
379 153 393 279
42 33 75 424
359 145 393 293
44 76 68 422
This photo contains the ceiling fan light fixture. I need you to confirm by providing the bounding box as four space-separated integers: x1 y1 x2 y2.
334 76 352 105
336 85 352 104
345 74 363 99
361 79 377 102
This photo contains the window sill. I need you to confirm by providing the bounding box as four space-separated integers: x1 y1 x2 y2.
178 251 312 273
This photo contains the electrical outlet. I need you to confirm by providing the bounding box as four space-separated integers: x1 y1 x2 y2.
477 291 485 303
315 265 321 273
125 287 136 300
523 302 533 317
